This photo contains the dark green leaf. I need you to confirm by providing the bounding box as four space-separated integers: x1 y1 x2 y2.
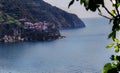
109 19 113 24
108 31 116 40
88 0 104 11
102 63 112 73
107 68 118 73
80 0 85 4
110 55 118 61
117 3 120 7
102 63 118 73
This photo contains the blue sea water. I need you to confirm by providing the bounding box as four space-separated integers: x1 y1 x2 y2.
0 18 114 73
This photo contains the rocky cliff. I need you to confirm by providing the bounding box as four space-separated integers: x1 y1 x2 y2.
0 12 61 43
0 0 85 29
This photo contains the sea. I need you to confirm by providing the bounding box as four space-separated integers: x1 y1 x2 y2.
0 18 114 73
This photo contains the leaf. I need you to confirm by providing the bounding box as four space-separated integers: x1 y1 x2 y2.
112 4 116 7
114 45 119 49
114 38 119 43
110 55 118 61
68 0 75 8
110 10 115 15
108 31 116 39
114 55 117 61
113 18 120 31
110 55 115 60
102 62 118 73
117 3 120 7
109 19 113 24
106 43 114 48
115 46 119 53
102 63 112 73
80 0 85 4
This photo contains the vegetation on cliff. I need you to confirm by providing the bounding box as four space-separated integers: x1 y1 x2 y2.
0 0 85 29
0 0 85 42
0 12 61 43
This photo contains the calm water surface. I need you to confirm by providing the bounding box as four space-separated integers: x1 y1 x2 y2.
0 18 114 73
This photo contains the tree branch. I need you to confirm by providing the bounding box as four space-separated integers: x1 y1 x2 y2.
98 13 114 20
103 5 116 18
98 8 114 20
115 0 120 17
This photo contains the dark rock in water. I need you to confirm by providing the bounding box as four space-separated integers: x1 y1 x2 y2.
0 0 85 29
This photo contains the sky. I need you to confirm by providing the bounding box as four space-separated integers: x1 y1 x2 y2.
44 0 113 18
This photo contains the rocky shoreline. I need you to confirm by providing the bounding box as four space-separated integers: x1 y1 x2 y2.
0 26 62 43
0 27 62 43
0 32 63 43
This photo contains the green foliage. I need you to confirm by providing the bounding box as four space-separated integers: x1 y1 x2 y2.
110 10 116 15
104 38 120 72
68 0 120 73
115 46 119 53
106 38 120 53
69 0 120 73
109 19 113 24
114 38 119 43
108 31 116 40
106 43 114 49
68 0 104 11
0 12 20 25
102 63 117 73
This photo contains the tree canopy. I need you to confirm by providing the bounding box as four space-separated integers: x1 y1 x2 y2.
68 0 104 11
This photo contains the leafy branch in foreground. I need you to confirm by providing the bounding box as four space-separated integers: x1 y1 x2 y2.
68 0 120 73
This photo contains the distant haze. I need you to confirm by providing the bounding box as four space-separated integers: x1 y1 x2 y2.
44 0 113 18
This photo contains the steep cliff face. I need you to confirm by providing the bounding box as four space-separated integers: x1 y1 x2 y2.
0 0 85 29
0 12 61 43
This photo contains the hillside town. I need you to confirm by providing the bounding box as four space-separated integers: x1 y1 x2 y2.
18 18 56 31
0 18 61 43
